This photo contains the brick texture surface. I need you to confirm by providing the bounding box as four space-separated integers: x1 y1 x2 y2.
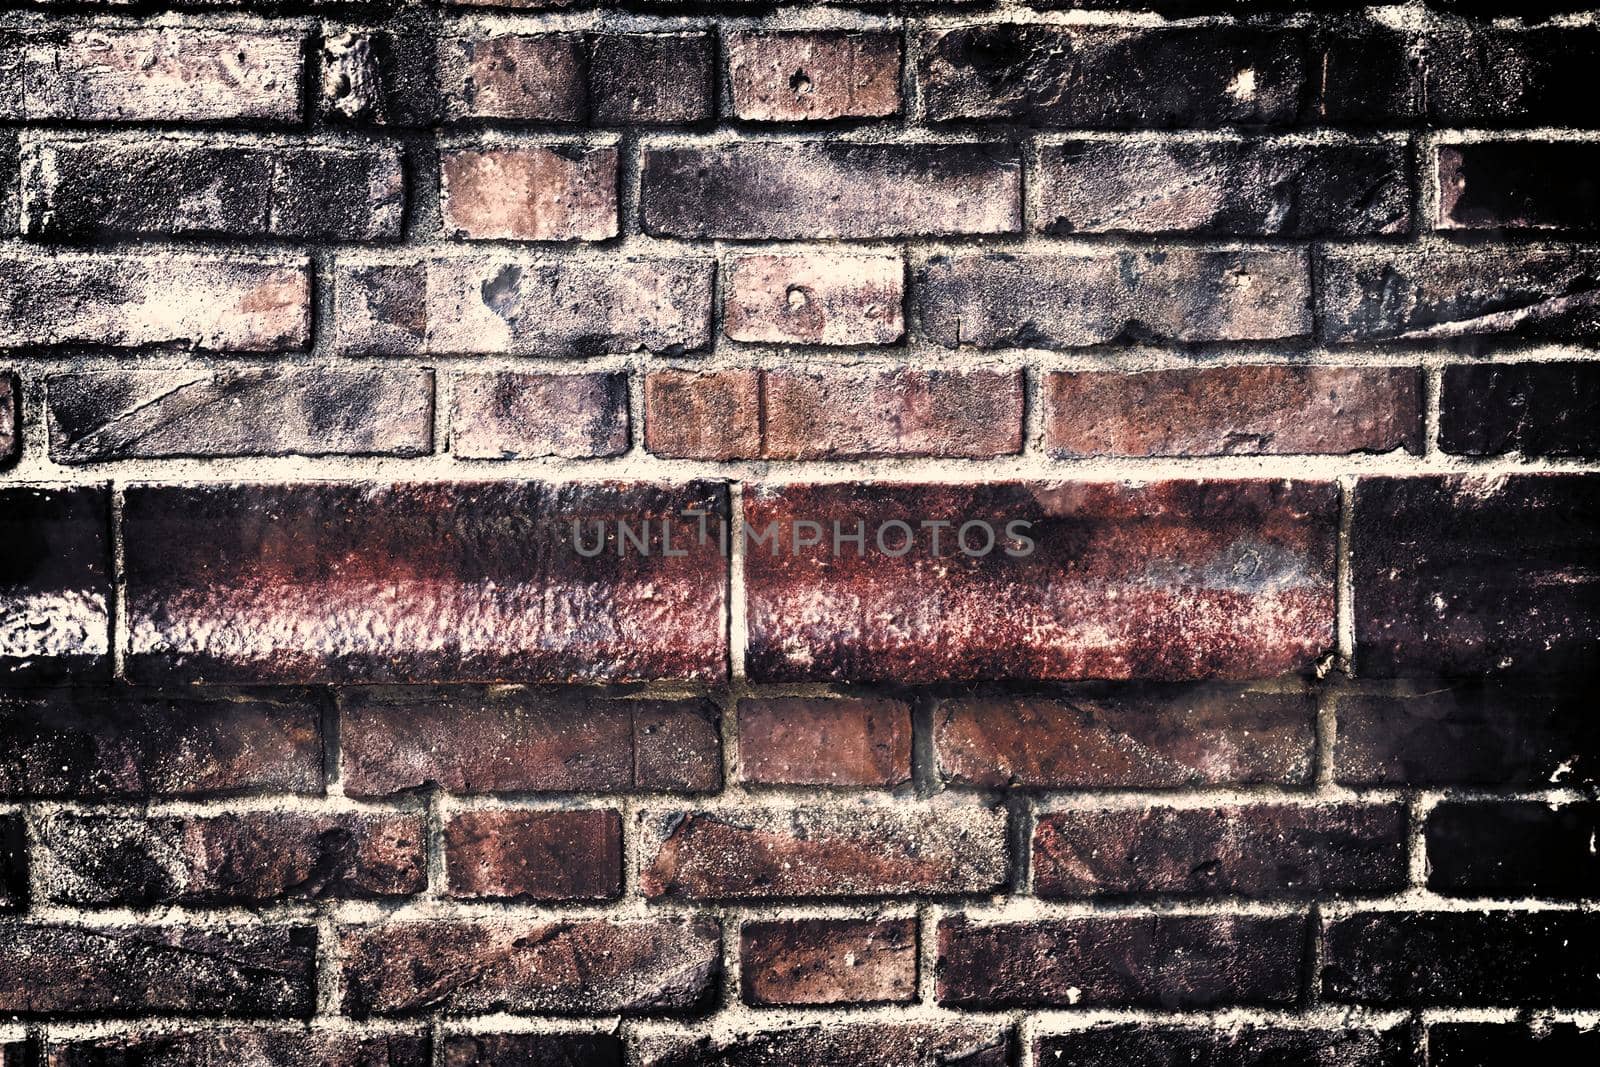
1 0 1596 1058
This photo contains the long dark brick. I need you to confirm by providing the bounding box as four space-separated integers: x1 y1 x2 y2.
939 915 1304 1008
0 816 22 911
1429 1023 1600 1067
1323 911 1600 1006
1436 142 1600 232
637 1024 1011 1067
0 485 111 684
123 481 729 685
1353 474 1600 677
1034 1024 1412 1067
46 1031 430 1066
440 1033 622 1067
1425 802 1599 898
744 481 1336 682
1440 362 1600 458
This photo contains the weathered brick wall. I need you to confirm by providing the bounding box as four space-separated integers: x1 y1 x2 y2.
0 1 1597 1064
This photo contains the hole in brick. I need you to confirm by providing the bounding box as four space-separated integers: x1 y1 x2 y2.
789 69 812 94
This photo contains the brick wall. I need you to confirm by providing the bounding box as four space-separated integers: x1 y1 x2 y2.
0 0 1596 1064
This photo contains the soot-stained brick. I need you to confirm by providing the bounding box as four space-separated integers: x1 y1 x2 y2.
1440 362 1600 459
1429 1023 1600 1067
440 1033 623 1067
1425 802 1599 898
451 371 628 459
0 485 111 685
0 372 16 468
45 1031 430 1067
636 1023 1011 1067
744 481 1337 682
1033 1024 1412 1067
1436 142 1600 232
437 33 587 123
122 481 729 685
740 918 918 1006
588 33 714 125
726 31 902 122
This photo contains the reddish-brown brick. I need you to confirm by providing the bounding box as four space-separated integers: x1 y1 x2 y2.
47 368 434 464
0 253 310 350
1045 366 1423 457
440 146 618 241
36 812 425 906
642 143 1021 239
23 28 303 123
451 371 628 459
0 690 321 798
340 689 719 796
123 481 728 685
0 924 316 1016
1033 804 1408 898
741 918 917 1006
0 485 111 685
919 251 1311 349
444 809 622 901
334 255 713 355
936 689 1317 788
736 697 912 787
726 31 901 122
643 369 761 461
437 34 586 123
45 1032 429 1067
589 33 713 125
441 1033 622 1067
640 803 1008 899
340 918 720 1016
940 914 1304 1009
637 1023 1011 1067
724 252 904 346
744 481 1337 682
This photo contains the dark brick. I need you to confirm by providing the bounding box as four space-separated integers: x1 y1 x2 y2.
725 31 901 122
441 1033 622 1067
741 918 917 1006
1311 20 1424 125
1034 1024 1411 1067
450 371 628 460
736 697 911 787
333 255 713 356
0 816 22 911
444 810 622 901
1353 474 1600 677
641 143 1021 239
1429 1023 1600 1067
1323 911 1600 1006
0 485 112 684
340 918 719 1017
1036 140 1409 236
47 368 434 464
1334 684 1597 787
123 481 728 685
321 28 442 127
723 251 904 345
0 924 315 1016
340 689 719 796
0 252 310 351
1425 802 1599 898
36 812 425 906
1034 804 1407 898
744 481 1336 682
1319 248 1600 343
920 25 1304 128
1437 142 1600 232
937 688 1316 788
939 914 1303 1008
640 803 1008 899
45 1031 430 1067
0 371 15 467
1426 25 1600 128
439 145 617 241
437 33 586 123
1046 367 1421 458
637 1023 1011 1067
589 33 713 125
1440 362 1600 458
919 251 1311 349
22 138 402 240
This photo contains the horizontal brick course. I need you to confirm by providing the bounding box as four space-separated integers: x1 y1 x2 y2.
1034 1025 1411 1067
637 1023 1011 1067
44 1032 429 1067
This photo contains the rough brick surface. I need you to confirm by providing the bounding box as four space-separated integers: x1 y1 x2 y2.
1033 1025 1411 1067
436 34 586 124
589 33 713 125
44 1032 430 1067
440 1033 622 1067
740 917 917 1006
1430 1023 1600 1067
440 146 617 241
0 486 111 684
736 697 911 787
1440 362 1600 458
638 1024 1010 1067
726 31 902 122
450 371 628 459
0 372 15 468
443 809 622 901
723 252 903 345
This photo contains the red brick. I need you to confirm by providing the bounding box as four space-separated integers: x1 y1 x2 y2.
643 369 761 460
741 918 917 1006
442 1033 622 1067
936 689 1316 788
920 251 1311 349
1045 366 1422 457
0 253 310 351
726 31 901 122
0 690 321 798
0 372 15 467
123 481 728 685
36 812 425 906
0 924 316 1016
438 34 586 123
334 255 712 355
724 252 903 345
1033 804 1407 898
444 810 622 901
340 689 719 796
939 915 1304 1008
642 143 1021 239
0 486 111 685
46 1032 429 1067
47 368 434 464
637 1023 1011 1067
451 371 627 460
340 918 719 1016
23 28 303 123
744 481 1337 682
588 33 713 125
736 697 911 786
640 803 1008 899
440 146 617 241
